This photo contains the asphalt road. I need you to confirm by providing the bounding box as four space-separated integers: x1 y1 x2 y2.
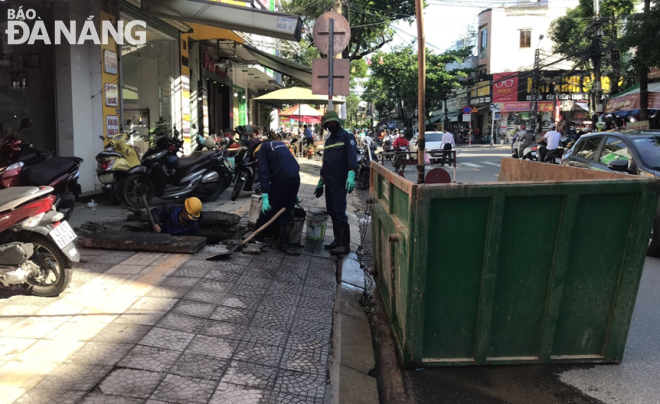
380 145 512 184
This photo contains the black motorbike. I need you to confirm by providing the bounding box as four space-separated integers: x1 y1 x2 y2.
120 136 232 207
230 148 261 201
356 145 378 191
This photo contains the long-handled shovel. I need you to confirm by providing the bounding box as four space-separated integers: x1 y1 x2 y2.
142 195 157 231
206 207 286 260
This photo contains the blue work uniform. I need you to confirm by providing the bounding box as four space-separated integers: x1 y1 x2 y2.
255 141 301 226
150 205 200 236
320 127 358 224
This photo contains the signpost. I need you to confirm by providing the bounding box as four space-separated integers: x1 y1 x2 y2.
312 12 350 111
489 103 500 146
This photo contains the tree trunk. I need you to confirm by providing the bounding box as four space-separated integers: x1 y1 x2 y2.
640 0 651 120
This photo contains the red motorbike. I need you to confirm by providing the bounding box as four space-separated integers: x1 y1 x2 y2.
0 186 78 297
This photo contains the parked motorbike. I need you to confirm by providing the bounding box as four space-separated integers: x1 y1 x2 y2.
120 135 232 207
1 119 54 168
0 186 78 297
96 130 141 205
356 145 378 190
230 148 261 201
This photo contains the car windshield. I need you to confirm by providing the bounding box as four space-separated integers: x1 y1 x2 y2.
425 133 443 142
632 136 660 169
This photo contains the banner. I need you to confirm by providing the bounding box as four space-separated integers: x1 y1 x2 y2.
498 101 553 113
493 73 518 103
605 92 660 113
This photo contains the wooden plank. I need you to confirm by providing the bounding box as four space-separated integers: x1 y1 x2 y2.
499 158 633 182
539 194 579 362
474 196 505 364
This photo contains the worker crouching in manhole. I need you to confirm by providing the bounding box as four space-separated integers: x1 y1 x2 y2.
249 140 302 256
151 197 203 236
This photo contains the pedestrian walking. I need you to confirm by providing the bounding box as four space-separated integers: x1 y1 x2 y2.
303 124 314 150
314 111 358 256
250 140 301 255
440 130 455 166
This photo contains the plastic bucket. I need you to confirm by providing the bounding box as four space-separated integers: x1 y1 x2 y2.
248 194 262 229
306 209 329 240
288 207 306 245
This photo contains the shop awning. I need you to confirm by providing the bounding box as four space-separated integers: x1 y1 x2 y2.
604 82 660 115
187 23 244 43
425 111 460 125
242 44 312 86
280 104 323 117
254 87 345 108
141 0 302 42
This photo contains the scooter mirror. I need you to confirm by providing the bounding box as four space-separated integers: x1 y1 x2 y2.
19 118 32 130
99 136 105 141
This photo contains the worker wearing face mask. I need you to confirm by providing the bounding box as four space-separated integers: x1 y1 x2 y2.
314 111 358 256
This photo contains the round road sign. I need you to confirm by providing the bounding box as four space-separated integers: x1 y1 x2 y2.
313 11 351 56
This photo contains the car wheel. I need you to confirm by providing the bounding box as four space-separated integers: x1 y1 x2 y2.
647 217 660 257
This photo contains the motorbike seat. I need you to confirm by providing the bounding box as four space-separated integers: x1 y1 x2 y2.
0 186 53 213
20 157 78 186
176 151 214 169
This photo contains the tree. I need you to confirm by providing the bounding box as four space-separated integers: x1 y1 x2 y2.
549 0 635 97
282 0 416 61
259 104 275 129
345 93 361 128
363 46 470 127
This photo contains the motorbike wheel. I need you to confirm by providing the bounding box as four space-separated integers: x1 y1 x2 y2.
357 171 369 190
231 175 246 201
122 173 155 208
17 233 73 297
104 185 122 206
201 171 224 202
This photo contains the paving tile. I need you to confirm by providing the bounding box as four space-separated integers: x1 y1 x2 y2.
235 326 288 349
230 283 269 299
217 294 263 311
118 345 181 372
90 254 134 265
209 306 255 326
267 281 304 297
280 348 329 373
89 324 152 344
75 263 114 274
32 364 113 391
198 319 247 339
298 296 335 311
251 311 296 333
220 360 277 389
81 393 144 404
258 293 302 311
304 275 335 290
121 253 164 266
65 342 133 365
185 335 237 359
243 266 279 281
0 337 37 360
155 276 198 287
286 329 332 352
212 263 251 274
14 388 87 404
233 344 284 368
262 392 325 404
273 370 326 399
182 289 227 305
196 279 234 293
203 269 242 283
295 306 333 325
99 369 165 399
112 310 166 326
105 265 146 275
146 285 191 299
170 352 229 380
172 300 216 318
151 374 216 404
301 286 335 300
130 297 179 312
208 382 265 404
156 313 206 333
169 263 212 278
138 327 195 351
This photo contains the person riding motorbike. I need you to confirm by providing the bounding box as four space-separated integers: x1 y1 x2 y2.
518 128 535 158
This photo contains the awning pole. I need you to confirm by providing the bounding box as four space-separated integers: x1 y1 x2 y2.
328 18 335 111
415 0 426 184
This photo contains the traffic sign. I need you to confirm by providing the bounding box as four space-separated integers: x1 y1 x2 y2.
494 113 501 120
312 58 350 96
313 12 351 56
462 106 471 114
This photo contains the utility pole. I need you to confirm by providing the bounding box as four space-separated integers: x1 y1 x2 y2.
333 0 342 114
529 48 541 138
640 0 651 121
592 0 603 116
415 0 426 184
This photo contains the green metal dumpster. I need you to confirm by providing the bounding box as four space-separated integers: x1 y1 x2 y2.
370 158 660 367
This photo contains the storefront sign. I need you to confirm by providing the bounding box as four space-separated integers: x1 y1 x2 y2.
605 92 660 113
493 73 518 102
498 101 554 113
462 114 472 121
105 83 118 107
103 50 117 75
470 81 491 98
106 115 119 138
560 101 574 112
628 120 650 130
203 54 228 79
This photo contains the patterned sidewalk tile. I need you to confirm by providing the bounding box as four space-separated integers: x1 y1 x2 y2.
262 392 325 404
89 324 152 344
183 289 228 305
155 276 198 288
169 263 211 278
203 269 242 283
233 344 284 368
0 337 38 360
197 278 234 293
156 313 206 333
151 374 217 403
14 388 86 404
286 330 332 351
243 266 279 281
280 348 329 373
234 326 288 349
65 342 133 366
220 360 277 389
295 306 333 325
258 293 302 311
208 382 265 404
146 285 192 299
112 310 166 326
199 319 247 339
99 369 165 399
171 300 217 318
32 364 113 391
118 345 181 372
130 297 178 312
265 282 304 298
230 284 270 300
185 335 237 359
209 306 255 326
251 311 296 333
301 286 335 300
81 392 144 403
217 294 263 311
273 370 326 399
304 276 336 290
138 327 195 351
169 352 229 380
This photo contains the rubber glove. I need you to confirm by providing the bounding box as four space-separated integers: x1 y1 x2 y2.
346 171 356 194
261 193 272 213
296 195 300 205
314 180 324 198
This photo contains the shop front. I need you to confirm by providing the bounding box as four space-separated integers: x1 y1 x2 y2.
468 80 491 142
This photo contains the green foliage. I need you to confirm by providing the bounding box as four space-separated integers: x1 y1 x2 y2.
259 104 275 129
621 1 660 74
363 46 470 120
345 93 362 128
282 0 416 61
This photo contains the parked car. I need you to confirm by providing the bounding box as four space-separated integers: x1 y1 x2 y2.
560 130 660 256
410 131 445 163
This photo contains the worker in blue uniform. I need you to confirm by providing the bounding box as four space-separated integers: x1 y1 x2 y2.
250 140 301 255
315 111 358 256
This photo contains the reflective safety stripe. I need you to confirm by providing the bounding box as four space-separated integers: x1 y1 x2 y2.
324 142 345 150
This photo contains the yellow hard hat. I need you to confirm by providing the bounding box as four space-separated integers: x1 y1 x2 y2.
184 197 202 220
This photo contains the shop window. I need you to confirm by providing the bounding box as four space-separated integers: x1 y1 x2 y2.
520 30 531 48
480 29 488 52
233 86 247 126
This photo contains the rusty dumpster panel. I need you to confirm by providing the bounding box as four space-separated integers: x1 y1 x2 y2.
369 160 660 367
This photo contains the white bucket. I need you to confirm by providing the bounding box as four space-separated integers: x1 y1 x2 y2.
306 209 329 240
248 194 262 229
